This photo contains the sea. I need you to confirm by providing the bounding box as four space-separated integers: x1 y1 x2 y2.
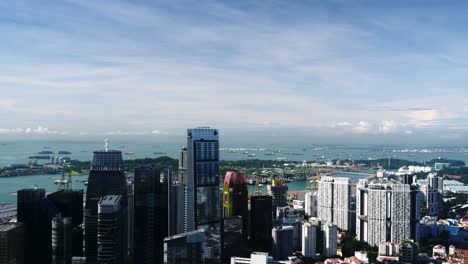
1 139 468 203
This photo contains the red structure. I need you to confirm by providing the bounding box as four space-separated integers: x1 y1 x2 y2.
223 171 248 240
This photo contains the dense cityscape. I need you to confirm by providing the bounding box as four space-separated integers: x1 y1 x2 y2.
0 127 466 263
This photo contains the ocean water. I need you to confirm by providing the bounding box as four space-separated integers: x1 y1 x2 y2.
1 140 467 203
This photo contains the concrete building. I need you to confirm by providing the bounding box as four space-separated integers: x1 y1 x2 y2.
427 173 443 216
304 191 318 217
302 221 317 258
272 226 294 260
318 176 353 231
323 223 337 258
268 180 288 213
0 223 24 264
378 242 399 257
230 252 297 264
356 179 415 246
97 195 126 264
183 128 221 262
164 229 205 264
223 171 249 241
399 241 418 264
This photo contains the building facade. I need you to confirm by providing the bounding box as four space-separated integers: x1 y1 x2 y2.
302 221 317 258
427 173 443 216
85 150 127 264
51 214 73 264
318 177 353 231
223 171 248 240
356 179 414 246
0 223 24 264
17 188 52 264
133 167 168 264
183 128 221 262
250 195 273 253
304 192 318 217
97 195 126 264
323 223 337 258
272 226 294 260
164 229 205 264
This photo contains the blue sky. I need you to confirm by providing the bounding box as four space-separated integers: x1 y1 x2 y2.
1 0 468 143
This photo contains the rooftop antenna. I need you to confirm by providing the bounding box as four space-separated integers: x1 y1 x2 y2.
105 138 109 152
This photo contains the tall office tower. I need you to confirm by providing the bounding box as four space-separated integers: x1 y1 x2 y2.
177 147 189 233
0 223 24 264
133 167 168 264
52 214 73 264
127 181 134 262
399 241 419 264
222 216 247 262
272 226 294 260
168 181 186 236
304 192 318 217
223 171 248 240
85 150 127 264
97 195 126 264
427 173 443 216
302 221 317 258
268 180 288 213
409 189 421 241
250 195 273 252
47 190 84 257
183 127 221 262
322 223 337 258
163 229 205 264
356 179 412 246
318 177 352 231
17 188 52 264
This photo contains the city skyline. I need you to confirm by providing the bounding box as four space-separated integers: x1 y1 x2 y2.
1 1 468 143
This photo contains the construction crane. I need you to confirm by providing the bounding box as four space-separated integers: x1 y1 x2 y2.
307 169 321 191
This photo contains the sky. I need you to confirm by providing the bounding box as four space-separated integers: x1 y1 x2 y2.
1 0 468 144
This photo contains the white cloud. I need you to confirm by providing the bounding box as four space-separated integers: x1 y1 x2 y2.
0 126 66 135
378 120 398 134
352 121 373 133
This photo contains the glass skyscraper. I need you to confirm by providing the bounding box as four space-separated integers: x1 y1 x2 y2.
183 127 221 262
85 150 127 264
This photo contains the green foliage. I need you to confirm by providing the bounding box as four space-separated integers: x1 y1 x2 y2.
440 167 468 185
418 230 451 254
341 231 378 261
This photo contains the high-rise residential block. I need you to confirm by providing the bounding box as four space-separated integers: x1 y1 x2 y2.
318 177 353 231
322 223 337 258
305 191 318 217
302 221 318 258
272 226 294 260
356 179 414 246
427 173 443 216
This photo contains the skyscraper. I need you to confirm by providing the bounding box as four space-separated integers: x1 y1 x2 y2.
272 226 294 260
17 188 52 264
223 171 248 240
317 176 352 231
268 180 288 213
133 167 168 264
97 195 126 264
168 162 186 236
302 221 318 258
183 127 221 262
47 190 84 257
51 214 73 264
85 150 127 263
304 191 318 217
356 179 413 246
164 229 205 264
250 195 273 252
322 223 337 258
0 223 24 264
427 173 443 216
